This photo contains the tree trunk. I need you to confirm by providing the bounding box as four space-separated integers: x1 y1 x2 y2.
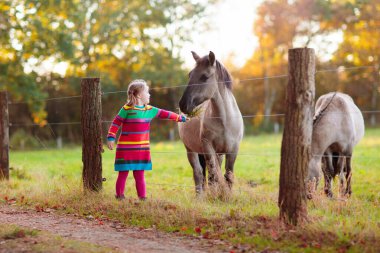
279 48 315 225
81 78 103 191
0 91 9 180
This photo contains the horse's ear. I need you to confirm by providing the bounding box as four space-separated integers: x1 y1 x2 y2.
208 51 215 66
191 51 200 61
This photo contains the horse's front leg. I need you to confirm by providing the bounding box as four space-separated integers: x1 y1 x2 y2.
201 139 223 187
225 152 238 189
185 147 205 195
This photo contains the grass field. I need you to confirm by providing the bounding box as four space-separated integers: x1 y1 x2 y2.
1 128 380 252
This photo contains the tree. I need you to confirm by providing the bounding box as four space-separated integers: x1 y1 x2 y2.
237 0 380 131
0 0 214 142
321 0 380 125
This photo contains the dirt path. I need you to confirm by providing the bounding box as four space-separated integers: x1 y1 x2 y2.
0 205 230 253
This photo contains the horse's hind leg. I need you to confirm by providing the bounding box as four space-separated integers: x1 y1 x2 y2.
345 154 352 196
186 148 205 194
225 152 238 189
337 154 346 197
322 153 333 198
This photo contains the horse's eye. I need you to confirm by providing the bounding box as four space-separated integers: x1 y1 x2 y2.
200 74 208 82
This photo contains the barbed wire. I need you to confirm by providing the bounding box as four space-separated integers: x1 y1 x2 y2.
148 182 352 201
9 122 81 127
8 95 82 105
315 65 376 73
152 151 379 159
146 183 276 197
7 143 378 160
6 65 378 105
7 110 380 127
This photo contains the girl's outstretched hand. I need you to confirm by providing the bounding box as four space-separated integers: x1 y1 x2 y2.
181 114 190 122
107 140 115 150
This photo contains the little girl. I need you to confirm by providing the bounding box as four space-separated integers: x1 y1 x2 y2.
107 79 188 200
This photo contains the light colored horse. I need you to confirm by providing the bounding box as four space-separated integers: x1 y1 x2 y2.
178 51 244 195
307 92 364 198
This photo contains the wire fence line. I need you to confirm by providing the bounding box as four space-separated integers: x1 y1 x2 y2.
315 65 377 73
97 181 278 198
147 182 275 196
7 143 378 160
8 95 82 105
7 110 380 127
147 183 349 201
6 65 378 105
5 64 379 161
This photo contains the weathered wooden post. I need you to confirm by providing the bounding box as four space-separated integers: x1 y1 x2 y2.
0 91 9 180
279 48 315 225
81 78 103 191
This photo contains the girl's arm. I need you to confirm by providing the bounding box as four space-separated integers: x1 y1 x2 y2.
107 107 128 148
155 108 187 122
107 115 123 141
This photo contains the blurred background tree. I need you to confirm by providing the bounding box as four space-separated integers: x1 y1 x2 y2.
0 0 213 145
0 0 379 147
234 0 380 133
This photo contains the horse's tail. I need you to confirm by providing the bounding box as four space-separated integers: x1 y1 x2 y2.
198 154 206 179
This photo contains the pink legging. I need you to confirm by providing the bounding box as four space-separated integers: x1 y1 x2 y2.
115 171 146 198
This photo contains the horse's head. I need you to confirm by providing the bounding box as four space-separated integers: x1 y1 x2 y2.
179 51 231 114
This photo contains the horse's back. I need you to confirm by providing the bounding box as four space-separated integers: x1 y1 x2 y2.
314 92 364 150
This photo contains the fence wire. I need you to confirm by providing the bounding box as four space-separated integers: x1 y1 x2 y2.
6 65 378 105
5 64 380 193
7 110 380 127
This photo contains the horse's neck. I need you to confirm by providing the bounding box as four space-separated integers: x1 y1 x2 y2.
208 83 237 120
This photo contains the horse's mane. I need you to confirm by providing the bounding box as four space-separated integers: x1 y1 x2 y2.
197 57 233 90
215 60 233 90
313 92 338 127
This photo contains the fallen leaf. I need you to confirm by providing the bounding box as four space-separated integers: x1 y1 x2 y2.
202 231 211 239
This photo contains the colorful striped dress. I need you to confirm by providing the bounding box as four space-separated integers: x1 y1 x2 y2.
107 104 186 171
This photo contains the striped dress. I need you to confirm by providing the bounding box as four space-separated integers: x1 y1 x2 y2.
107 104 186 171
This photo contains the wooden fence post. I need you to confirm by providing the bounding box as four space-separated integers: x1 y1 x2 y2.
279 48 315 225
81 78 103 191
0 91 9 180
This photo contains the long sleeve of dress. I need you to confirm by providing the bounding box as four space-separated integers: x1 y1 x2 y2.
107 107 127 141
155 108 186 122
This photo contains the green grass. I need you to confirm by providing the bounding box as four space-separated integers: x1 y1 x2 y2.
2 129 380 252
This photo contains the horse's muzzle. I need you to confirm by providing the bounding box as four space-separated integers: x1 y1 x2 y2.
179 98 192 114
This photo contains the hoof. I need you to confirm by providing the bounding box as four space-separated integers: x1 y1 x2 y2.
224 174 234 189
345 190 352 197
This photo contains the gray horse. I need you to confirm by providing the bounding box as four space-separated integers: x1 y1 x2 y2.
178 51 244 195
307 92 364 198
